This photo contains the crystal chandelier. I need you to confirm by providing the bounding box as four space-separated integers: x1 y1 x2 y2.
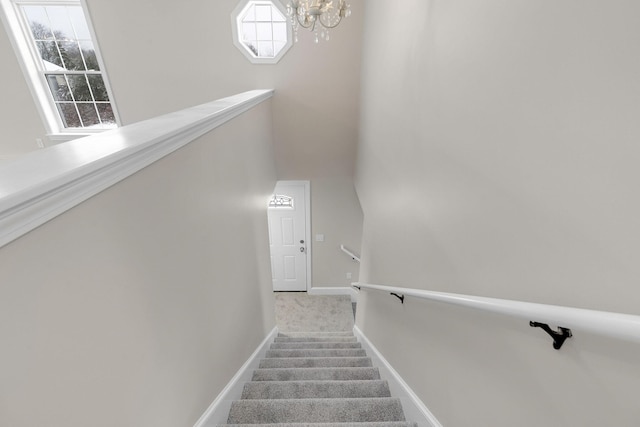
287 0 351 43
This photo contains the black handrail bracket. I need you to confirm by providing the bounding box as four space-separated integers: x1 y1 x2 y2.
530 321 572 350
390 292 405 304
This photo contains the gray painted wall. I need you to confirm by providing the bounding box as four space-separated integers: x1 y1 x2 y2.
355 1 640 425
0 103 277 427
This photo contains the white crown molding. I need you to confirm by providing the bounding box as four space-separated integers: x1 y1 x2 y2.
193 327 278 427
0 89 274 249
354 326 443 427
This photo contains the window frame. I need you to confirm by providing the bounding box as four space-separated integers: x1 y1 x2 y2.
0 0 120 140
231 0 292 65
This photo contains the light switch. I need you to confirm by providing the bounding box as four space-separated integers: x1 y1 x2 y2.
315 234 325 242
346 272 352 279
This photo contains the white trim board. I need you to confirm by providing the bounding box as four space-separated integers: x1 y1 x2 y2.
193 327 278 427
308 286 359 302
0 90 273 249
354 326 443 427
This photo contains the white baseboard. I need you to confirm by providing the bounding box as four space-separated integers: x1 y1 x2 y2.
308 286 359 302
193 327 278 427
354 326 443 427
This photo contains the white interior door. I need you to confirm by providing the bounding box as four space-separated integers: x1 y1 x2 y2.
268 182 308 291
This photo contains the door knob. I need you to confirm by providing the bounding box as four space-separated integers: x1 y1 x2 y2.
300 247 305 252
300 240 305 244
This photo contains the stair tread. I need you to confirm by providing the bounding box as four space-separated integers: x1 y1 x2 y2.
241 380 391 399
251 367 381 381
227 398 406 424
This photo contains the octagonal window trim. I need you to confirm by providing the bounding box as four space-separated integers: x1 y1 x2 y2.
231 0 292 65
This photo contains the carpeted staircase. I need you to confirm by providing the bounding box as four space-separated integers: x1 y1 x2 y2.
220 331 416 426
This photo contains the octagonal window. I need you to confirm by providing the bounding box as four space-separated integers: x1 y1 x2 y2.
232 0 292 64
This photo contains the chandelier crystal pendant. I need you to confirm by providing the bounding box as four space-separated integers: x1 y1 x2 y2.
287 0 351 43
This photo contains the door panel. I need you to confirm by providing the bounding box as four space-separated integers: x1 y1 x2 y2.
284 256 296 280
281 218 294 245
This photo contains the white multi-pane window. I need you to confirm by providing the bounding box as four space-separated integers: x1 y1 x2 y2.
1 0 118 136
232 0 292 64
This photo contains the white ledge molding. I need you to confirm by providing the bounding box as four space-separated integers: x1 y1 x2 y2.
353 283 640 344
0 89 274 249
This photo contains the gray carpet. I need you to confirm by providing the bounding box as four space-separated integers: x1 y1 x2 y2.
219 331 417 427
274 293 354 332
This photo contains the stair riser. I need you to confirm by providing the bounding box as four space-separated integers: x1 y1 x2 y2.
251 367 381 381
270 342 362 349
266 349 366 358
227 398 406 424
259 357 373 369
241 380 391 399
274 337 358 343
278 332 354 337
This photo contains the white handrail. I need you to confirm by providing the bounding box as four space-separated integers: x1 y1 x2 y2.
340 244 361 263
353 282 640 344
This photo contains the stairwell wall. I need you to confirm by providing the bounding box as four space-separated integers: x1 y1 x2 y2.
0 102 277 427
355 1 640 426
310 175 364 287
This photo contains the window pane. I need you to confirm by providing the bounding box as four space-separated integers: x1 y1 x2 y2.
80 41 100 71
255 5 271 21
46 74 72 101
274 41 286 56
257 41 274 57
257 23 272 41
77 103 100 127
59 41 83 70
242 4 255 22
87 75 109 101
23 6 53 40
97 103 116 125
273 23 286 41
242 23 256 41
57 103 81 128
46 6 74 40
67 74 93 101
243 41 259 57
36 41 63 68
272 6 286 22
68 7 91 40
